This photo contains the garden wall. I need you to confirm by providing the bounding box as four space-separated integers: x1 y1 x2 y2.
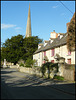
9 65 19 69
59 64 75 81
63 68 75 81
18 66 42 77
9 64 75 81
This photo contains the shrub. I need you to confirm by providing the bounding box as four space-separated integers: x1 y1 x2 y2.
44 56 49 62
25 58 35 68
19 63 24 67
53 75 64 80
34 66 39 67
41 64 47 77
41 62 58 78
18 59 25 65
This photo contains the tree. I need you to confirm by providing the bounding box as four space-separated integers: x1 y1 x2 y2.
23 36 42 60
44 56 49 62
41 62 58 79
1 34 24 64
1 35 42 64
67 12 75 51
25 58 36 68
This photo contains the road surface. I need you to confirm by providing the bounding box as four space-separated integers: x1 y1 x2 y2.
1 68 75 99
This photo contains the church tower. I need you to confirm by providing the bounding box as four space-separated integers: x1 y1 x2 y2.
25 4 32 37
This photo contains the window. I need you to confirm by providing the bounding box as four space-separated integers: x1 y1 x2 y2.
43 61 45 64
51 49 54 56
67 59 71 64
58 36 60 40
44 51 46 56
51 60 54 63
68 50 71 55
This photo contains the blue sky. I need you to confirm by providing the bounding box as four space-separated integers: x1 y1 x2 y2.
1 1 75 45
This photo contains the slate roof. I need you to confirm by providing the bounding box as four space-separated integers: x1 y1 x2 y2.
34 45 44 54
44 40 49 43
34 33 67 54
58 33 65 35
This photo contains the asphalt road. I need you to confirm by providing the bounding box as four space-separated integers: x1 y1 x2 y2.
1 68 75 99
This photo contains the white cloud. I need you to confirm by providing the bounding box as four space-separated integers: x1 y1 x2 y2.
1 24 16 29
15 27 22 33
52 5 58 8
15 27 22 30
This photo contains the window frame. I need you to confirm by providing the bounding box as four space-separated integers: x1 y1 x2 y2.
51 49 54 57
68 50 71 55
51 60 54 63
44 51 46 57
67 58 71 64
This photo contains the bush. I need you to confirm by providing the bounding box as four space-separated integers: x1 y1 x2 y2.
25 58 35 68
41 62 58 78
53 75 64 80
34 66 39 67
19 63 24 67
41 64 47 77
18 59 25 65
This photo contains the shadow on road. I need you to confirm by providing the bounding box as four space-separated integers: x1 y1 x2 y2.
1 68 17 74
1 68 75 99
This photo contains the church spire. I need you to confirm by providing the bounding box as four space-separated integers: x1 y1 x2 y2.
26 4 32 37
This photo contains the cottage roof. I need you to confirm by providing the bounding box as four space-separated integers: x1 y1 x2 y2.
38 43 43 46
34 45 44 54
34 33 67 54
58 33 65 35
44 40 49 43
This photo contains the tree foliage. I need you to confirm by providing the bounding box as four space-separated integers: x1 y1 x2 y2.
67 12 75 51
23 36 42 60
1 35 42 64
25 58 36 68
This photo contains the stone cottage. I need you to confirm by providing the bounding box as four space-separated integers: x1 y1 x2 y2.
33 30 75 67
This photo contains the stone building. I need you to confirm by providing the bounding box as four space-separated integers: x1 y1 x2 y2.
33 30 75 66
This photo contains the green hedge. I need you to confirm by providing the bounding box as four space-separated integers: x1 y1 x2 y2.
19 63 24 67
53 75 64 80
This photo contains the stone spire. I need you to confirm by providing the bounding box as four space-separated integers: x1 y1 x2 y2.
26 4 32 37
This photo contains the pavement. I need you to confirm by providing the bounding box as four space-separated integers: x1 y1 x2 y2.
30 76 75 96
1 68 75 98
42 79 75 95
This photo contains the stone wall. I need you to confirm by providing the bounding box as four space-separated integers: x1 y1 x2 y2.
9 65 19 69
18 66 56 79
63 69 75 81
18 66 42 77
9 64 75 81
58 64 75 81
6 62 14 66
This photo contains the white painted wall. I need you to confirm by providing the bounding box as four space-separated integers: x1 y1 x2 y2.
71 51 75 64
55 45 75 64
33 44 75 66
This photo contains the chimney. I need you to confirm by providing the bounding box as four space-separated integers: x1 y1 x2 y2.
53 30 55 32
